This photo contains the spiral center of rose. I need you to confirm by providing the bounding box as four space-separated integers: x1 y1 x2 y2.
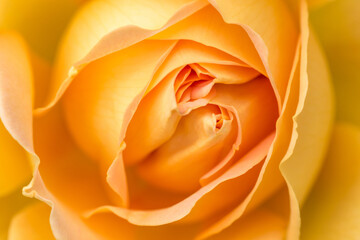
63 40 279 199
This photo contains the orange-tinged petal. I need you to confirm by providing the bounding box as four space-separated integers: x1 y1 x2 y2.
147 40 247 94
123 69 181 166
0 120 31 197
203 63 260 85
137 105 234 193
202 77 278 183
207 209 287 240
87 132 274 225
42 0 208 113
124 40 250 166
23 106 114 240
151 6 265 76
63 40 177 165
208 0 298 105
301 123 360 239
0 32 34 153
8 202 55 240
195 31 302 240
0 32 33 196
280 4 334 239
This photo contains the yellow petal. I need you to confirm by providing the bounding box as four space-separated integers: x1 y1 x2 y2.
0 32 34 196
8 202 55 240
62 40 177 164
151 6 265 77
301 123 360 239
137 105 234 193
0 0 83 60
0 120 31 197
280 2 334 238
207 208 287 240
120 61 181 166
207 0 298 104
310 0 360 127
23 106 114 240
45 0 207 112
88 132 274 225
0 32 34 153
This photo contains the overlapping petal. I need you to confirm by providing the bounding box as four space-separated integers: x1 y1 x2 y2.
0 32 38 239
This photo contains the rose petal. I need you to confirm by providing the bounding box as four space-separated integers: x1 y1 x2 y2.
206 209 287 240
63 40 177 164
151 6 265 76
0 33 34 196
202 77 278 184
123 69 181 166
86 132 274 225
8 202 55 240
203 63 260 85
23 106 114 240
0 32 34 154
208 0 298 105
301 123 360 239
195 30 302 240
137 105 234 194
39 0 208 113
0 121 31 197
280 3 334 238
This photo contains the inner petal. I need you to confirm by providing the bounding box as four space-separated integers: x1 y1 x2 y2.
201 76 279 184
136 105 235 194
62 40 177 165
123 68 181 166
175 64 216 115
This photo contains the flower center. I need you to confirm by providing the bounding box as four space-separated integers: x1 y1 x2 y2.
174 64 216 115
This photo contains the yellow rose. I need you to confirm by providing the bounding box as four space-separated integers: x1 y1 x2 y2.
0 0 358 239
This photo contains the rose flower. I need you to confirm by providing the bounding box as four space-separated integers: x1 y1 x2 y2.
4 0 360 239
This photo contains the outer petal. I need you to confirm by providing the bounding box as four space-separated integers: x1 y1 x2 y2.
0 0 85 60
8 202 55 240
43 0 207 112
0 32 34 154
280 1 334 239
0 120 31 197
310 0 360 127
301 123 360 239
208 0 298 104
0 33 34 197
